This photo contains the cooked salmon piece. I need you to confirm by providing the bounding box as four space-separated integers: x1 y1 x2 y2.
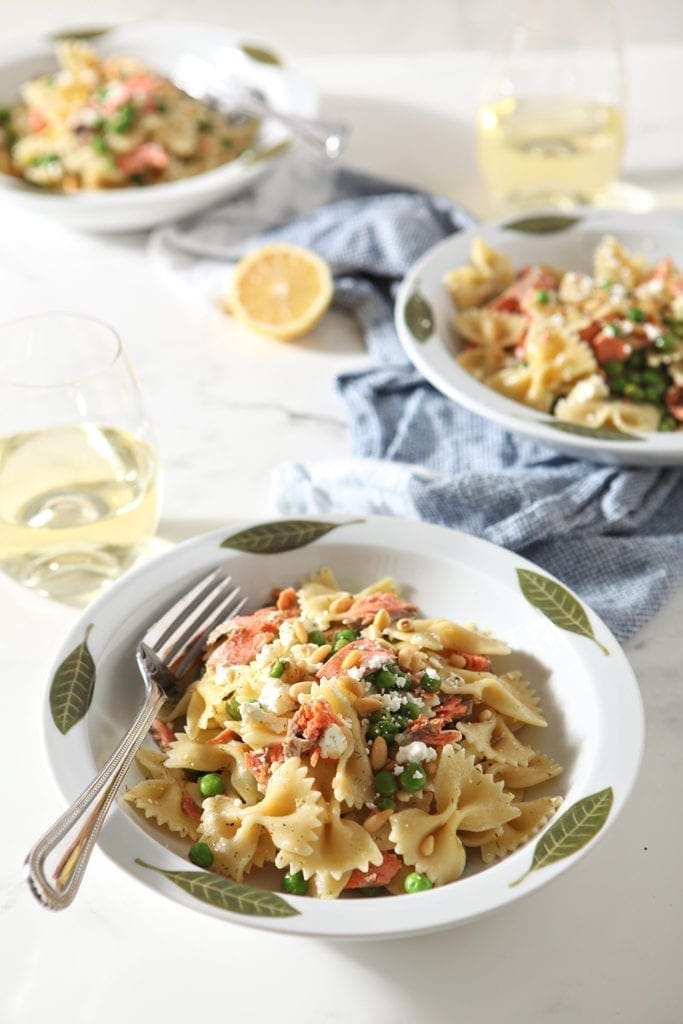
150 718 175 752
316 638 395 680
488 266 558 314
345 851 402 890
116 142 169 176
405 715 461 749
208 608 288 670
665 384 683 421
245 745 285 786
343 592 417 628
181 793 203 820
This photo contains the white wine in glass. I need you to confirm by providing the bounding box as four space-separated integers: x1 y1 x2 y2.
476 0 626 212
0 314 160 603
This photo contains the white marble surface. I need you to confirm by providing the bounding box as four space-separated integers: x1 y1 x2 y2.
1 35 682 1024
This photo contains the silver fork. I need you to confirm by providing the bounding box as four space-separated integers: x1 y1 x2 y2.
24 564 246 911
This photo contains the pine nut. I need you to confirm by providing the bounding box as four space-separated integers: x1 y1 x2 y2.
478 709 493 722
330 594 353 615
363 809 392 834
425 760 438 777
398 647 414 671
293 620 308 645
310 644 332 664
341 649 362 670
397 618 413 632
338 675 364 698
419 834 435 857
370 735 388 771
373 608 390 632
289 680 312 699
355 696 383 716
410 651 426 673
449 653 467 668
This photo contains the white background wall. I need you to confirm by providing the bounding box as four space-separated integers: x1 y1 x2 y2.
1 0 682 56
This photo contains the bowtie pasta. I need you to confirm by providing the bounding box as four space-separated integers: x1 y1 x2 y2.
0 41 258 192
445 235 683 433
125 570 563 898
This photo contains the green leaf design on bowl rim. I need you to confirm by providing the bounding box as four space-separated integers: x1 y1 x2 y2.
136 860 299 916
220 518 363 554
49 624 96 735
239 43 283 65
404 288 434 343
547 420 643 442
503 214 581 235
510 786 613 886
516 568 608 655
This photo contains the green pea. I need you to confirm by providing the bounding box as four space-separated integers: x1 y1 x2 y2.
623 382 644 401
359 886 386 897
374 770 399 796
332 628 357 652
109 100 135 133
627 350 646 369
404 700 422 720
659 413 679 432
627 307 646 323
225 697 241 721
269 659 286 678
376 795 396 811
404 871 433 894
281 870 308 896
603 360 624 377
199 773 225 797
643 385 664 404
654 334 676 353
609 378 626 396
535 289 550 305
307 629 327 646
607 321 623 337
91 135 108 154
642 367 665 386
372 668 399 691
189 842 213 868
29 154 59 167
420 672 441 693
366 712 399 744
400 763 428 792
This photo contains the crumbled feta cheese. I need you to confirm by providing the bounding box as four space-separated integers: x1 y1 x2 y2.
240 701 269 725
259 678 296 716
610 283 628 301
643 322 663 341
639 278 664 296
563 374 609 406
395 741 437 765
559 272 593 303
379 692 404 711
318 724 347 759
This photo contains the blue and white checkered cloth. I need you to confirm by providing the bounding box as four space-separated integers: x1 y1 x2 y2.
153 161 683 641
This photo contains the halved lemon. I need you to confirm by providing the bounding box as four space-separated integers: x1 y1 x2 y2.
226 243 333 341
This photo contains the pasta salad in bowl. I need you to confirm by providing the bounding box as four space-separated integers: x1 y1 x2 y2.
43 516 642 938
396 210 683 465
0 21 318 230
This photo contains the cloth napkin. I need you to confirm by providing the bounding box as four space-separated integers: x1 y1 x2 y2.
152 156 683 642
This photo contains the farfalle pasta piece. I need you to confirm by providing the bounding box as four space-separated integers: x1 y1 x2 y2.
165 734 260 805
555 393 660 433
410 618 511 656
277 798 382 891
488 323 598 412
444 237 515 310
480 796 563 863
455 309 526 376
201 758 324 881
455 670 546 727
390 746 519 885
124 775 202 841
483 751 564 789
593 235 648 289
183 674 232 740
229 703 288 749
459 715 535 767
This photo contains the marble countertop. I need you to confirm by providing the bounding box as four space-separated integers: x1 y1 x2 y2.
1 41 681 1024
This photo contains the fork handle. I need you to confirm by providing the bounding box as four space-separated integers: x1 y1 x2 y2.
25 685 165 910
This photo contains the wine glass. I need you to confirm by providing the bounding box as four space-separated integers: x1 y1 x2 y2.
0 313 161 604
476 0 627 213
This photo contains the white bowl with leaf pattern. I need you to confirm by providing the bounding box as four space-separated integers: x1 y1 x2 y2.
0 21 317 231
42 515 643 938
395 210 683 466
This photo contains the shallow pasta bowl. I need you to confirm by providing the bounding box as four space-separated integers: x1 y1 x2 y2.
395 209 683 466
42 515 643 939
0 21 317 231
